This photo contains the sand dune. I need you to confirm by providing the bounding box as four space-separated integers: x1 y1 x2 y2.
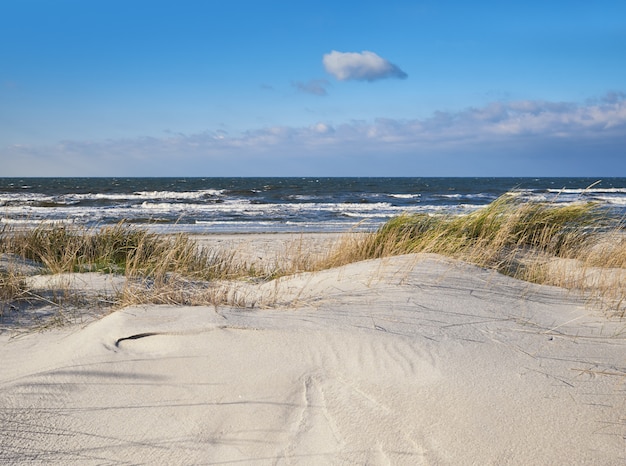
1 253 625 464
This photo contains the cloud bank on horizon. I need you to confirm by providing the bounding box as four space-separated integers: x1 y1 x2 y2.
323 51 408 82
6 93 625 176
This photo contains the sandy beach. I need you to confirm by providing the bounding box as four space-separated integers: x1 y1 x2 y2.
1 233 625 464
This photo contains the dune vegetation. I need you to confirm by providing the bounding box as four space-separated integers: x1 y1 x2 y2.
1 193 625 320
322 194 625 315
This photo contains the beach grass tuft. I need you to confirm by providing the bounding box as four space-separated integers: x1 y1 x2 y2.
318 194 625 316
0 222 265 312
0 222 254 279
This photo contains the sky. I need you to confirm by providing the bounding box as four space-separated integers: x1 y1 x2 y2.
1 0 625 177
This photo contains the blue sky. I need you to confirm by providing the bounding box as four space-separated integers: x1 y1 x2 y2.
1 0 625 176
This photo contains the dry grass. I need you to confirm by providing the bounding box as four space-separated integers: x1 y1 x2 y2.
0 271 26 315
318 194 626 316
0 263 88 331
0 223 251 278
1 194 624 321
319 195 602 265
0 223 267 321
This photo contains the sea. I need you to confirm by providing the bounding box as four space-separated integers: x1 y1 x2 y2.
1 177 625 234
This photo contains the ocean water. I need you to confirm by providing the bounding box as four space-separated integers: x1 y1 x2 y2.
1 177 625 233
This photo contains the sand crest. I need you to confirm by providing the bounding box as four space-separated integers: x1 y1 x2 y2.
1 253 624 464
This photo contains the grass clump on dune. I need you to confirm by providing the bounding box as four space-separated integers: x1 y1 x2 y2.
0 223 262 311
0 223 251 280
323 194 604 264
320 194 625 316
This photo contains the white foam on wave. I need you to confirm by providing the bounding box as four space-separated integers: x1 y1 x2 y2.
547 187 626 194
593 195 626 205
135 189 225 200
0 217 75 225
0 193 56 204
388 193 421 199
341 212 396 218
434 193 492 200
140 202 184 210
168 201 396 214
69 189 225 202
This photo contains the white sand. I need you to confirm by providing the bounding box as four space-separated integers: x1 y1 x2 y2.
1 236 625 464
192 232 349 271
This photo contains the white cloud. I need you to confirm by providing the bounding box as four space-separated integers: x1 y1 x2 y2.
323 50 408 82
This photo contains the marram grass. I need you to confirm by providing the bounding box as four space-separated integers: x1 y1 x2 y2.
325 195 607 263
0 222 264 316
0 222 254 279
320 194 625 316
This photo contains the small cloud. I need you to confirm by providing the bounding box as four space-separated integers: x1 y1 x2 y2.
293 79 330 96
260 83 274 91
323 50 408 82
